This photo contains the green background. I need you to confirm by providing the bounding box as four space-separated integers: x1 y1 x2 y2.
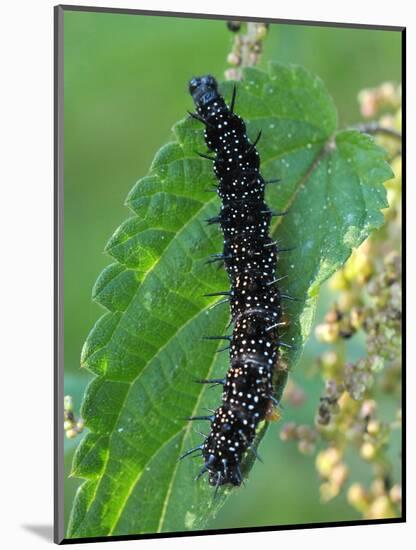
63 9 401 534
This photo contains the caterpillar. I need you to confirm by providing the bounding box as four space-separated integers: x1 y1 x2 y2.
182 75 285 491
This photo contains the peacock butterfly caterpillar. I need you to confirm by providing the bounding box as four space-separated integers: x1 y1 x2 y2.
181 75 288 492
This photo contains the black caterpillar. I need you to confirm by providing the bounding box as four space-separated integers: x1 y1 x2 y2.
181 75 285 490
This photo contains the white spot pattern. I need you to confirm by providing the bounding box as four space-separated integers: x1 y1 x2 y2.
187 75 284 488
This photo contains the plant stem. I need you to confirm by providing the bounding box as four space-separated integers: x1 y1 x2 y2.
225 22 269 80
354 122 402 140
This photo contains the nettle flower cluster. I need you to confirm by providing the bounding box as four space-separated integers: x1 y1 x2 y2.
224 21 270 81
64 395 85 439
279 82 402 520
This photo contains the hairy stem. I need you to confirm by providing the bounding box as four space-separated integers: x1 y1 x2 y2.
225 22 269 80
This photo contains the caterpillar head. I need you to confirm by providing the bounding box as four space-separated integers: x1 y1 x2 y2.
189 75 219 107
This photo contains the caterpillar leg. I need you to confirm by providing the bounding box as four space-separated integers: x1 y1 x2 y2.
187 110 213 128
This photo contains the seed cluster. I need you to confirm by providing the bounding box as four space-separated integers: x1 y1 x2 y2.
187 75 282 488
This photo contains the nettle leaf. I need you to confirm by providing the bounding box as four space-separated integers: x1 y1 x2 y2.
67 63 392 538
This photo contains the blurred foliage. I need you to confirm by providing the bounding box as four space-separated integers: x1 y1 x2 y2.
278 83 402 519
63 9 401 535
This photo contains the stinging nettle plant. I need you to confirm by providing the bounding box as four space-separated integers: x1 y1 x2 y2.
279 81 402 519
67 61 394 537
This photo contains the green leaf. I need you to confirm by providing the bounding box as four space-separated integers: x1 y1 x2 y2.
67 62 392 538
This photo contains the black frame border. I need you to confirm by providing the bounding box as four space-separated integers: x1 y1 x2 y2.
54 3 406 545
